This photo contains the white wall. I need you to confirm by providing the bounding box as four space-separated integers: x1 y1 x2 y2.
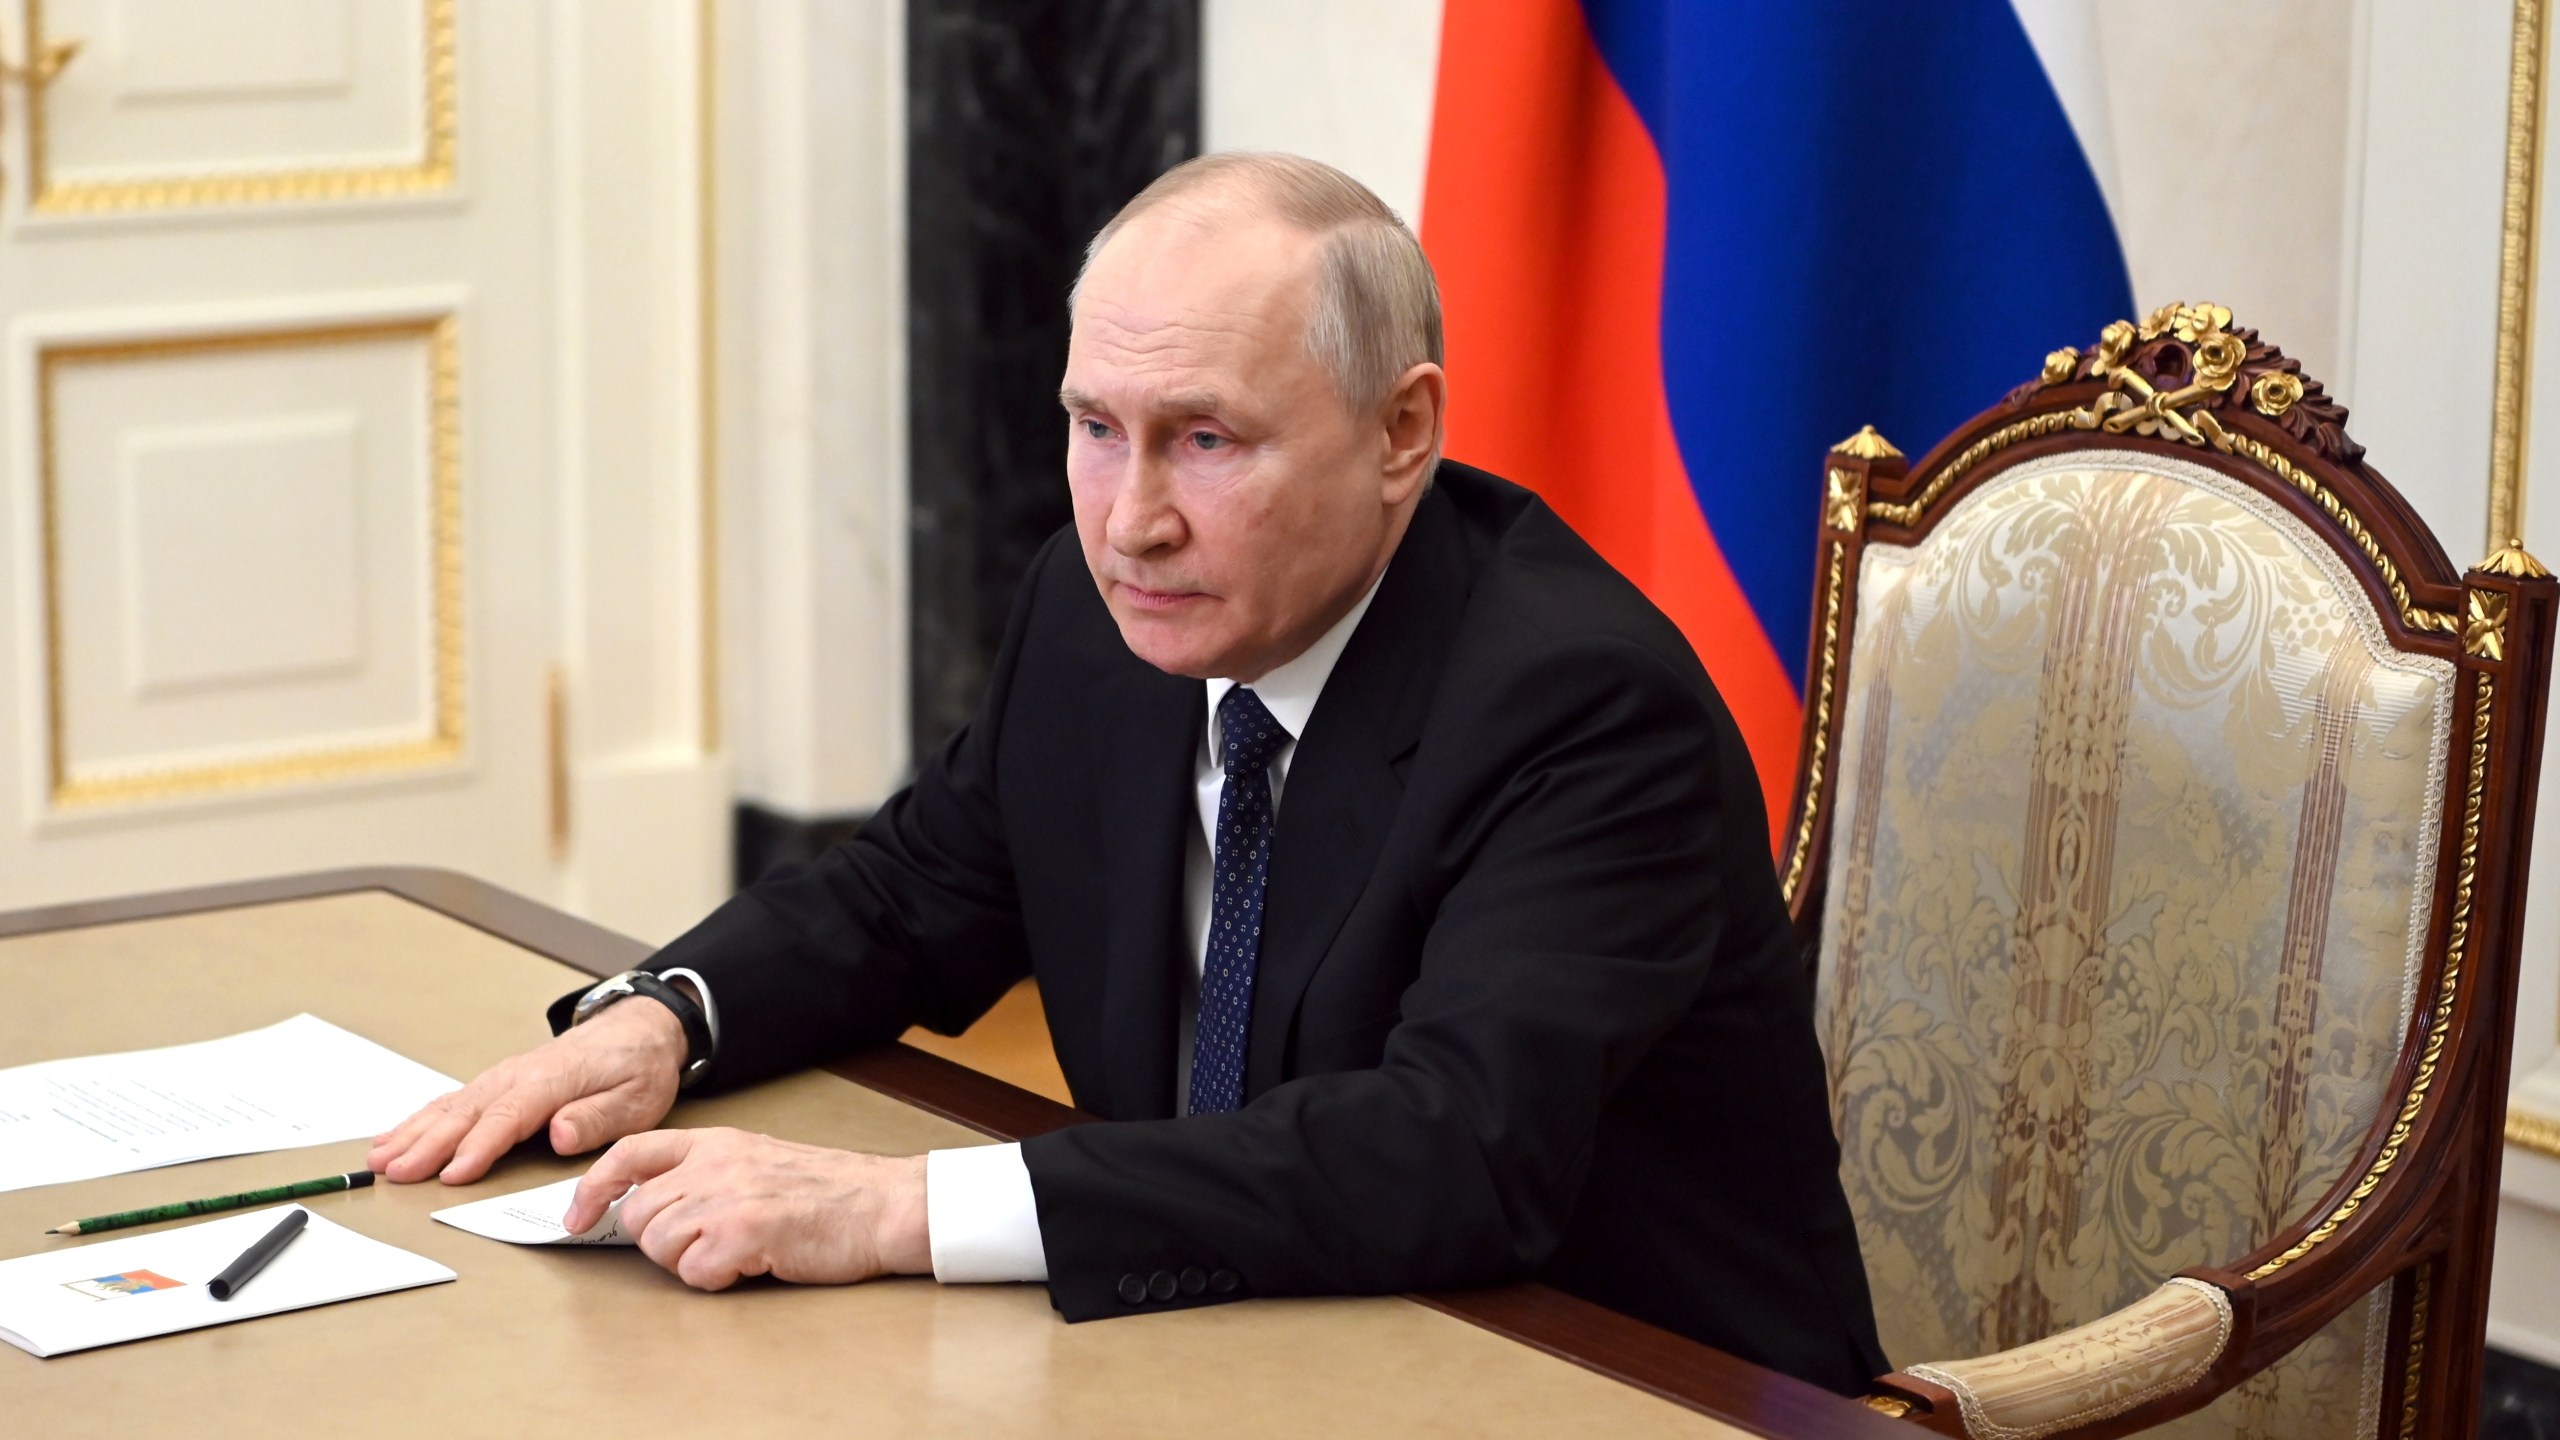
2016 1 2364 392
1201 0 1442 228
552 0 737 944
716 0 910 822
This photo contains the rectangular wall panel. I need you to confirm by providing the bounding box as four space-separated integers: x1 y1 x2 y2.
35 315 462 808
20 0 453 213
121 413 367 695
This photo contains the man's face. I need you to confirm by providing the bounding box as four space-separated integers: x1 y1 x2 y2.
1061 209 1413 681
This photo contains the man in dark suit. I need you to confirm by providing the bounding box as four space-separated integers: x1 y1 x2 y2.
370 152 1885 1394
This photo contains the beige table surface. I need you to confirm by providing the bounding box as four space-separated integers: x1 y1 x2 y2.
0 890 1771 1439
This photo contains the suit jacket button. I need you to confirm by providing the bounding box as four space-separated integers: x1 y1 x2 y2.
1209 1268 1241 1295
1148 1269 1179 1302
1117 1273 1148 1305
1179 1266 1208 1297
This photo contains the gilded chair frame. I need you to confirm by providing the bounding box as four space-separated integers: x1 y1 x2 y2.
1781 304 2560 1440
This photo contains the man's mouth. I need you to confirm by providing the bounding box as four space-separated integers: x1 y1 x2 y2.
1119 582 1206 610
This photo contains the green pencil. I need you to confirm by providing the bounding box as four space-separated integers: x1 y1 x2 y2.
44 1170 375 1236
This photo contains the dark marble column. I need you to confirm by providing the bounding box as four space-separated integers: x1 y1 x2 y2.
2484 1348 2560 1440
907 0 1200 756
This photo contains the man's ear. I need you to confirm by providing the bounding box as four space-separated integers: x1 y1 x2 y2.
1377 362 1447 503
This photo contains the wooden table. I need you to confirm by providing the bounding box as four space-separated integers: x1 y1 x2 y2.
0 869 1909 1439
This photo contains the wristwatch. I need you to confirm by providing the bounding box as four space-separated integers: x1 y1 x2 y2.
570 969 717 1089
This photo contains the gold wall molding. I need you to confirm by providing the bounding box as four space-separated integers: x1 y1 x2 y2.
2493 0 2550 549
38 315 465 807
21 0 456 215
2511 1107 2560 1159
545 664 568 858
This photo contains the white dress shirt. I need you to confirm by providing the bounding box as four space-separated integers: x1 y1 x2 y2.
925 576 1384 1283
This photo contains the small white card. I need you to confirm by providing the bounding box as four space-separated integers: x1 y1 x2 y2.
430 1177 637 1247
0 1205 455 1358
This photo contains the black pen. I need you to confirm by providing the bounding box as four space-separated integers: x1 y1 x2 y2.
207 1209 308 1301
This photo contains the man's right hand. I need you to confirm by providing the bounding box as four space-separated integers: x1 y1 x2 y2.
367 996 688 1185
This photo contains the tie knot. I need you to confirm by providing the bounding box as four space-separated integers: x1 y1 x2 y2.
1218 686 1289 778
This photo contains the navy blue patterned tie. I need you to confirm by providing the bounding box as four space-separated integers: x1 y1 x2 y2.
1188 686 1289 1115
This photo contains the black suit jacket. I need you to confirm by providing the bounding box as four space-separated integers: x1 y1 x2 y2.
630 462 1886 1393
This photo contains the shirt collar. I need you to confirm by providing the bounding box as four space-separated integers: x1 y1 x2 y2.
1205 573 1385 763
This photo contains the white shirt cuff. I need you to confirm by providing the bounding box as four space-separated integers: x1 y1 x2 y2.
925 1143 1050 1283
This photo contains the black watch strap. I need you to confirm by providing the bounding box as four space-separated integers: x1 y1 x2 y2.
572 970 715 1089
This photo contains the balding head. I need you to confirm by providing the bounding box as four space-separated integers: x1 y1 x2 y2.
1058 152 1448 684
1074 152 1445 413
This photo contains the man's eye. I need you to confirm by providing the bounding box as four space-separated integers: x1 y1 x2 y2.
1190 431 1226 451
1081 419 1114 441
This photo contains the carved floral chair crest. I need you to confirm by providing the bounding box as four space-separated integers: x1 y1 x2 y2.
1783 303 2557 1440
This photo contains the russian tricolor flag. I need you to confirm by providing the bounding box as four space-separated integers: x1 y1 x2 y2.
1421 0 2134 848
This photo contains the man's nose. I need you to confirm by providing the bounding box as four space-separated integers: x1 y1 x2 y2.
1107 451 1185 557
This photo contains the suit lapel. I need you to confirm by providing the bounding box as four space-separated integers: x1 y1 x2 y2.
1244 486 1472 1097
1096 662 1200 1120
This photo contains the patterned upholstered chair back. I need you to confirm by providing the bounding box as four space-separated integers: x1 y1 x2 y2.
1784 306 2558 1440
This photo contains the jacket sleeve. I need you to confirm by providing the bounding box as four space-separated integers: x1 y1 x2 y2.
579 535 1065 1094
1021 636 1734 1319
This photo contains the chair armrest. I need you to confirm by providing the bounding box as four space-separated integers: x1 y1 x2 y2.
1892 1277 2234 1440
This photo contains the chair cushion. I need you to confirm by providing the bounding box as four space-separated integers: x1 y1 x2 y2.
1815 450 2449 1434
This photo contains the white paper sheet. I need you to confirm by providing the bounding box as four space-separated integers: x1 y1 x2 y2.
430 1177 637 1246
0 1204 455 1358
0 1014 459 1194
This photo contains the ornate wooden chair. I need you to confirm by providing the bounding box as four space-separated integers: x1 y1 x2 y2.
1783 304 2557 1439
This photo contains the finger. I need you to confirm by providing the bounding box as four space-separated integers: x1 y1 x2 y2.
633 1192 707 1280
367 1091 464 1172
376 1092 459 1152
674 1230 752 1292
548 1080 656 1156
619 1183 701 1270
437 1095 548 1185
608 1168 680 1241
379 1099 486 1184
565 1131 693 1232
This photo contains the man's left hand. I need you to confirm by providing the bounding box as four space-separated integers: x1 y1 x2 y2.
562 1128 931 1289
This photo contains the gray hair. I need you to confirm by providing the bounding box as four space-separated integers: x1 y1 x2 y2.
1072 152 1445 412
